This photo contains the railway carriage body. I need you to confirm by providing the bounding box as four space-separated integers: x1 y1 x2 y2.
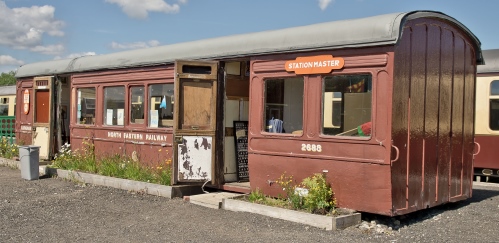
15 11 482 216
475 49 499 180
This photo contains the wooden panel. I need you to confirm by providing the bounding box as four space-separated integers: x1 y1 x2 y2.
423 24 441 208
226 76 249 98
450 37 465 198
35 90 50 123
177 135 212 181
461 44 475 196
179 81 213 130
391 26 412 212
436 28 454 205
407 23 426 209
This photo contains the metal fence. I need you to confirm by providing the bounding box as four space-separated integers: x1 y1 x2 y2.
0 116 15 144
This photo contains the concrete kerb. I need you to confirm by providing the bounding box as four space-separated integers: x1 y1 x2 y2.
47 168 203 198
222 195 362 231
0 157 202 199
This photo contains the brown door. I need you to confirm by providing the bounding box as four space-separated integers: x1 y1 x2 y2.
173 60 219 184
32 76 54 160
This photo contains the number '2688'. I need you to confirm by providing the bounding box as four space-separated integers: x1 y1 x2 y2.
301 144 322 152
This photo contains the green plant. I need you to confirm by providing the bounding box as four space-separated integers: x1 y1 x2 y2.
0 137 18 159
248 188 266 203
275 172 336 215
51 140 173 186
276 172 303 210
301 173 335 214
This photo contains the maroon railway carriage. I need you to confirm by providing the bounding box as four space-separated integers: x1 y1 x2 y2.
474 49 499 181
15 11 483 216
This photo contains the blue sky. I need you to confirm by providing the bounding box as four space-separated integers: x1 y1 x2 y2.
0 0 498 73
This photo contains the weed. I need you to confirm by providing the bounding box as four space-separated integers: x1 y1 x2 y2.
51 140 173 186
250 172 337 215
0 137 18 159
248 188 266 203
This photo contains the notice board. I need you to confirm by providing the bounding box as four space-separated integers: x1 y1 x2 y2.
233 121 249 181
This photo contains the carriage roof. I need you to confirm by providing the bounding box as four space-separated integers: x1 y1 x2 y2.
16 10 482 78
478 49 499 74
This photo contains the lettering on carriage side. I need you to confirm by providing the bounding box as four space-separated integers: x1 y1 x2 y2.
106 132 167 142
108 132 122 138
285 55 345 74
124 133 143 140
145 134 167 142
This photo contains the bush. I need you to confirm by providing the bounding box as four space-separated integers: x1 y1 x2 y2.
51 142 172 186
275 172 336 214
0 137 18 159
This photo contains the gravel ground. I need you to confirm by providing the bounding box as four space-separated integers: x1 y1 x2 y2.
1 165 499 243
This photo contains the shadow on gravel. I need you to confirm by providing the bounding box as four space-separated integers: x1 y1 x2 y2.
38 174 52 179
359 187 499 230
470 188 499 202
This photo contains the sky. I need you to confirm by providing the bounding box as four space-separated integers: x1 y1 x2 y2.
1 0 498 74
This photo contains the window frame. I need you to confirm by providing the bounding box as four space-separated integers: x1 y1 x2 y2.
320 73 374 140
147 82 174 129
75 86 97 126
129 85 145 126
489 80 499 131
261 76 305 136
103 85 126 127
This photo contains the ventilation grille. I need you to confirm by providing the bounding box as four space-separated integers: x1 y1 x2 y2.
36 80 48 87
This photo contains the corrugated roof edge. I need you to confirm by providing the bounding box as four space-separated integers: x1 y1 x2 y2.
0 85 16 96
478 49 499 73
15 10 482 78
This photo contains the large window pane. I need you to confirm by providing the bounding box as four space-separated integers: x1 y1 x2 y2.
490 81 499 130
490 99 499 130
0 97 9 116
77 88 96 125
103 86 125 126
263 77 303 134
149 84 174 128
490 80 499 95
322 75 372 137
130 86 145 124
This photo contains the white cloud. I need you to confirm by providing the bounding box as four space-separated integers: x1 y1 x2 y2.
0 55 24 65
318 0 333 10
105 0 181 19
30 44 65 55
0 1 65 50
110 40 161 50
53 52 96 60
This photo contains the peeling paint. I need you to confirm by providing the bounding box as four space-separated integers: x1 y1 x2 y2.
178 136 212 181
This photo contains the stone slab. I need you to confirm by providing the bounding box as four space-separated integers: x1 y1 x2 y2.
188 192 242 209
222 197 361 230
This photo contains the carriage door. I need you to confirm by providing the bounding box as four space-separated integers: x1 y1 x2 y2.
173 61 219 184
32 76 54 160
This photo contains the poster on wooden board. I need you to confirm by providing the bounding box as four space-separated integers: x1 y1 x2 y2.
233 121 249 181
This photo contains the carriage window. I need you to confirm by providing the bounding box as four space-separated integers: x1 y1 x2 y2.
77 87 96 125
322 75 372 137
263 77 304 134
148 84 174 128
130 86 145 124
103 86 125 126
489 80 499 130
0 97 9 116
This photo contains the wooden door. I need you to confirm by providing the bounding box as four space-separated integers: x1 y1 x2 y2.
32 76 54 160
173 61 219 184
